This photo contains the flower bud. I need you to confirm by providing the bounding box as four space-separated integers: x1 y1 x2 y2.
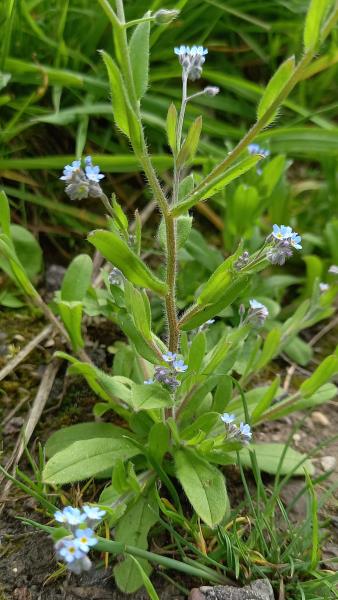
204 86 220 96
154 9 179 24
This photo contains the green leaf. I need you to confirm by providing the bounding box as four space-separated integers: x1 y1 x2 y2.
188 331 206 374
175 449 229 527
264 383 337 420
100 50 130 136
0 190 10 236
172 155 261 216
158 214 192 251
61 254 93 302
0 234 38 297
261 155 286 196
67 361 132 404
10 224 42 279
257 56 295 124
197 243 244 305
88 229 167 296
254 327 281 371
240 443 314 475
230 184 259 237
124 282 152 340
177 116 202 165
128 556 160 600
300 355 338 397
166 103 177 153
129 15 150 100
114 491 158 593
45 422 131 458
117 313 162 364
131 383 173 411
43 437 140 484
56 300 84 351
304 0 331 51
251 376 280 423
284 335 313 367
148 422 170 464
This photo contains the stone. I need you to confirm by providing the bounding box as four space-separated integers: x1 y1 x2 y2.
189 579 274 600
311 411 330 427
320 455 337 471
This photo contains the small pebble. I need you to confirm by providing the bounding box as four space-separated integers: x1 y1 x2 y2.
13 334 25 342
311 411 330 427
320 456 336 471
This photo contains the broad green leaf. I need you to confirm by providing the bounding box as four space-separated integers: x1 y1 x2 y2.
117 313 162 364
0 234 40 297
180 412 221 441
45 422 132 458
177 116 202 165
284 335 313 367
172 155 261 215
61 254 93 302
131 383 173 411
67 361 132 404
114 491 158 593
304 0 331 51
166 102 177 152
129 16 150 100
158 214 192 250
100 51 130 136
257 56 295 124
10 224 42 279
230 184 259 237
197 243 244 305
88 229 167 296
300 355 338 397
0 190 10 236
148 422 170 464
175 449 228 527
240 443 314 475
43 437 140 484
261 155 286 196
124 282 152 340
56 300 84 351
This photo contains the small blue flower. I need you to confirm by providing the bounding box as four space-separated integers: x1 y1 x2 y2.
206 319 215 325
174 45 208 57
173 359 188 373
248 144 270 158
144 378 154 385
74 528 97 552
162 351 177 363
221 413 236 425
249 299 266 311
60 506 87 526
85 164 105 183
58 538 85 563
82 505 106 521
239 422 252 439
290 232 302 250
60 160 81 181
319 282 329 292
272 224 293 240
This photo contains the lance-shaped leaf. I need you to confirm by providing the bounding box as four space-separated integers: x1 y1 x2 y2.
129 15 150 100
56 300 84 351
88 229 167 296
300 355 338 398
0 234 38 298
304 0 331 52
177 116 202 166
196 243 244 306
172 155 261 216
0 190 10 236
61 254 93 302
130 383 173 411
100 50 130 136
175 448 229 528
166 102 177 153
157 214 192 250
239 443 314 476
43 437 140 484
45 422 131 458
257 56 295 124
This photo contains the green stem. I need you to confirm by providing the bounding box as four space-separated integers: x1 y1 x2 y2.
114 0 179 351
124 15 154 29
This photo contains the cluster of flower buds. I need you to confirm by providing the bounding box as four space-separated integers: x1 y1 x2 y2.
234 250 250 271
174 45 208 80
266 224 302 266
248 143 270 158
247 299 269 326
221 413 252 445
108 267 124 286
60 156 104 201
144 352 188 391
53 505 105 574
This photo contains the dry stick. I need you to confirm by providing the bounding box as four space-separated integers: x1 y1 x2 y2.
0 324 53 382
0 359 61 508
309 314 338 348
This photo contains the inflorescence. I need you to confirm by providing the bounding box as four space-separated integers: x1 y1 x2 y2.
221 413 252 445
60 156 104 201
53 505 105 574
145 352 188 391
174 45 208 80
267 224 302 265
